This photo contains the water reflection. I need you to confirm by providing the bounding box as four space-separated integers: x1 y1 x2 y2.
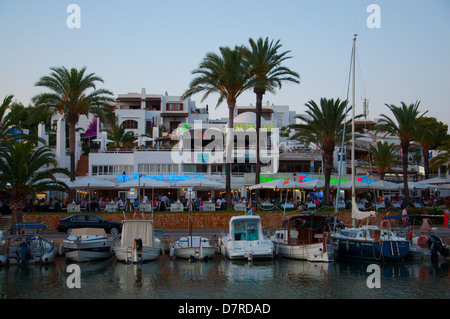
0 255 447 299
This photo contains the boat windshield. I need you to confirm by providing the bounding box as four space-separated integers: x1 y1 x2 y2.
233 219 259 241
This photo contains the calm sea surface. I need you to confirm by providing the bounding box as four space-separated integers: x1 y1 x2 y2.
0 254 448 300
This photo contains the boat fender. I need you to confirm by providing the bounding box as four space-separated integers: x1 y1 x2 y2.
59 243 64 256
169 246 175 258
275 243 280 256
188 255 196 263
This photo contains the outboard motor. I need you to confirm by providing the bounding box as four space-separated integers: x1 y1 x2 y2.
17 241 32 264
428 234 450 259
135 238 143 258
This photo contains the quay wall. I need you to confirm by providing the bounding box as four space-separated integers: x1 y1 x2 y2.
23 211 365 230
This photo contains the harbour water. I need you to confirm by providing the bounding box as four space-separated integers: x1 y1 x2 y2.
1 254 448 300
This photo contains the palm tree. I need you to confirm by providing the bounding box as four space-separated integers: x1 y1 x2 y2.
182 46 251 209
377 101 426 203
414 117 449 179
106 118 137 149
243 37 300 194
367 141 400 180
0 95 16 144
32 66 114 179
0 141 71 226
430 139 450 173
289 98 353 205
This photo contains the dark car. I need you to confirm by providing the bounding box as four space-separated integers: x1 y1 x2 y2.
56 214 123 235
324 217 345 231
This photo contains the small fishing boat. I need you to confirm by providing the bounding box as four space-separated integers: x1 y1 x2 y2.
0 222 57 265
62 228 117 262
333 225 410 261
113 219 162 263
271 212 335 262
384 214 449 260
219 215 274 261
169 236 216 262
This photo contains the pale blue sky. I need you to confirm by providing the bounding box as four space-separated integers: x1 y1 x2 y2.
0 0 449 126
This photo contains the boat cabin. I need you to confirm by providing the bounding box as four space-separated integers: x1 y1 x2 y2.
230 216 263 241
278 212 333 245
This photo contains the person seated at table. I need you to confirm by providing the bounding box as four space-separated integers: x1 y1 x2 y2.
134 198 140 209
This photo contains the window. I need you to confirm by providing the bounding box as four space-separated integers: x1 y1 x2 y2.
166 103 183 111
122 120 138 129
233 220 259 241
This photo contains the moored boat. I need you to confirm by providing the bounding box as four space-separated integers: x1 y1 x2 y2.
333 225 410 261
0 222 57 265
220 215 274 261
62 228 117 262
384 214 450 260
113 219 162 263
169 236 216 262
271 212 335 262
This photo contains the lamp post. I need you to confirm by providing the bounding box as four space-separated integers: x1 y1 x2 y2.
138 173 143 204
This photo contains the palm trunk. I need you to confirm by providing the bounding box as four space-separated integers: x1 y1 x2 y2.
225 101 236 210
254 88 264 201
323 150 334 205
401 141 410 203
68 119 77 181
9 197 24 227
422 148 430 180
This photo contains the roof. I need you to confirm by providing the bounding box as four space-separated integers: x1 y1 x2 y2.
9 222 47 231
234 111 268 124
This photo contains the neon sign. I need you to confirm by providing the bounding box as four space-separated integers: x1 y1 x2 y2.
118 173 206 182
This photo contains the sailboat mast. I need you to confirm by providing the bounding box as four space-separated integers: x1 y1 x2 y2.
351 34 357 205
351 34 358 227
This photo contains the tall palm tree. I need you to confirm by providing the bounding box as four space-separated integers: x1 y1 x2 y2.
414 117 449 179
289 98 353 205
0 141 71 226
182 46 251 209
377 101 426 203
244 37 300 193
367 141 400 180
32 66 114 179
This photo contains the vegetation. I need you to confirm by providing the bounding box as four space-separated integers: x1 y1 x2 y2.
32 66 114 179
243 37 300 195
182 46 252 210
0 141 71 226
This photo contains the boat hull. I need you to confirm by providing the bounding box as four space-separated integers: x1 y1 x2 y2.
0 238 57 265
113 245 160 263
337 239 409 261
172 247 216 260
275 242 331 262
63 239 115 262
220 237 274 261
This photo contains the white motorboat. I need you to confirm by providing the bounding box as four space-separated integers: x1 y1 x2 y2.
113 219 162 263
0 223 57 265
169 236 216 262
219 215 274 261
271 212 334 262
62 228 117 262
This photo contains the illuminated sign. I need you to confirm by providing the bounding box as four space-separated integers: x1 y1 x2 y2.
118 173 205 182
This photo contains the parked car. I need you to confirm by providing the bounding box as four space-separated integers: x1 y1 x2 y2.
56 214 123 235
324 217 345 231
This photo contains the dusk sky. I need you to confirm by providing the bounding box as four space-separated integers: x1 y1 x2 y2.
1 0 449 127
